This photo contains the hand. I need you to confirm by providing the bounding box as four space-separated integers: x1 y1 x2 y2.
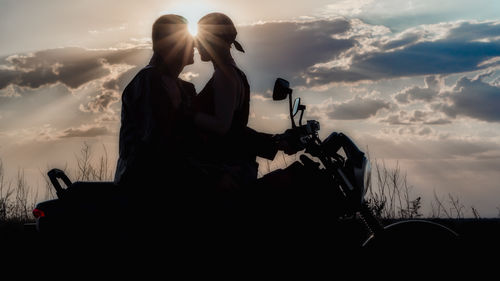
278 139 300 155
276 129 304 155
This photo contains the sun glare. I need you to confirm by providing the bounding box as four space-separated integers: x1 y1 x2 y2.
188 23 198 36
163 1 212 37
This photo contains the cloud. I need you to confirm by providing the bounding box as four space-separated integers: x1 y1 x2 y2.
220 18 500 92
79 90 120 113
380 113 411 125
360 132 500 161
0 84 21 98
477 56 500 67
58 124 111 138
78 61 135 114
88 23 128 35
323 0 374 16
394 76 442 104
438 74 500 122
423 118 452 125
236 18 355 91
94 112 119 123
417 127 433 136
0 46 151 91
3 18 499 97
251 90 272 101
179 72 199 81
380 109 453 126
0 68 22 89
326 95 391 120
382 72 500 124
301 20 500 87
0 122 112 143
0 46 147 138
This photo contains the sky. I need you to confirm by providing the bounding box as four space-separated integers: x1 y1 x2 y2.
1 0 500 216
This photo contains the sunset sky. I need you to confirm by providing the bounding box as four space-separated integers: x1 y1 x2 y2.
1 0 500 216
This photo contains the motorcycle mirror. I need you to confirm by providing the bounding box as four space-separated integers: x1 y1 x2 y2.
273 78 292 101
292 98 301 117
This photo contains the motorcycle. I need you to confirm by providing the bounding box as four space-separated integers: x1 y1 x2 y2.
266 78 459 256
29 77 460 267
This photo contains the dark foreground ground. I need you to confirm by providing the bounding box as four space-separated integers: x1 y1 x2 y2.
1 218 499 278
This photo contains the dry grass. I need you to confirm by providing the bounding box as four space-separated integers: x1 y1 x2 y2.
365 160 423 219
0 159 37 222
1 142 112 223
0 142 492 222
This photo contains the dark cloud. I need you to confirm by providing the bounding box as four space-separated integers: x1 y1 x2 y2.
104 65 143 93
382 73 500 124
102 78 119 90
439 75 500 122
417 127 432 136
302 21 500 86
367 41 498 74
379 33 421 51
0 47 151 91
0 69 22 89
380 113 411 125
394 76 440 104
327 95 391 120
381 109 452 125
236 19 355 91
3 19 499 96
409 110 428 122
446 21 500 42
423 118 452 125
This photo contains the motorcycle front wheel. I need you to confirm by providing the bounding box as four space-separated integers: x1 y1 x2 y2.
362 220 459 262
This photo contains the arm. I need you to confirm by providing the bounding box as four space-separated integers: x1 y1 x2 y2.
243 127 279 160
193 69 238 135
243 127 305 160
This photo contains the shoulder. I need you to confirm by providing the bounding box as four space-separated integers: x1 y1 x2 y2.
129 65 158 86
213 67 239 89
122 66 159 103
178 79 196 93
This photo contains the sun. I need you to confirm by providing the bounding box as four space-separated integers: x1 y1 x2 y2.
162 1 212 36
188 22 198 36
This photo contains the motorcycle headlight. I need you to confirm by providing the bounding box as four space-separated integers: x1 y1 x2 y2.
353 157 371 202
362 159 371 198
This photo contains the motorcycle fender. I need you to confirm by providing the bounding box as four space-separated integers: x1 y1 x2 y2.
362 219 458 250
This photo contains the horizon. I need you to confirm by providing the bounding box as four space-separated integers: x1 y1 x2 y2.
1 0 500 217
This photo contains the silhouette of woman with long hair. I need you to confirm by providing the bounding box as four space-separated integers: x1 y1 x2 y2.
190 12 301 192
190 13 256 191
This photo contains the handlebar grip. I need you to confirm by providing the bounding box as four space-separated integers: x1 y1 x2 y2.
47 168 72 198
